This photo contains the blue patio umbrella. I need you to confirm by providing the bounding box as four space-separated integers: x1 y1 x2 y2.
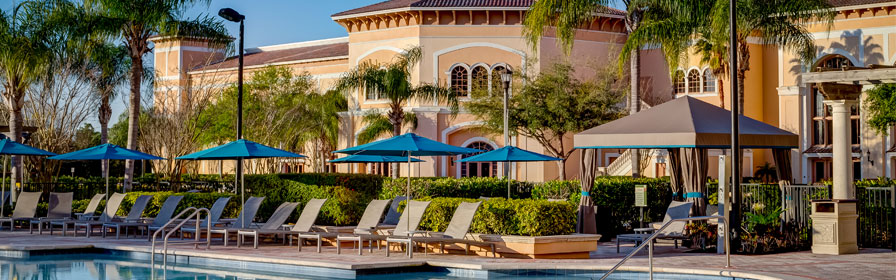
335 133 479 232
0 139 56 216
177 139 306 226
49 144 163 212
458 146 562 198
328 155 424 163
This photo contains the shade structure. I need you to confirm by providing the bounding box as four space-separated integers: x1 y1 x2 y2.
329 155 423 163
0 139 56 216
457 146 561 198
177 139 307 160
49 144 163 161
335 133 479 233
334 133 481 156
49 144 163 214
177 139 306 227
574 96 798 149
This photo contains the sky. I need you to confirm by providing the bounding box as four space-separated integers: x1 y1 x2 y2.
1 0 624 128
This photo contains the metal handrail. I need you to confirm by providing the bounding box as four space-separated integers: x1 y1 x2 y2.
150 207 211 266
600 215 730 280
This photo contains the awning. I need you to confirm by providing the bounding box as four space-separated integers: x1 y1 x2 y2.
574 96 798 149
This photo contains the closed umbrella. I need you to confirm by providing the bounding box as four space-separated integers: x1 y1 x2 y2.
458 146 562 198
335 133 479 233
0 139 56 216
177 139 306 226
49 143 163 213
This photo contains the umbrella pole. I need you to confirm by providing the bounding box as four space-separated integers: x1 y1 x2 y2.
104 166 110 214
239 159 245 228
506 161 511 199
1 155 6 217
406 152 411 234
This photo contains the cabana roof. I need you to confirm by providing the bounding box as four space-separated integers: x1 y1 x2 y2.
574 96 798 149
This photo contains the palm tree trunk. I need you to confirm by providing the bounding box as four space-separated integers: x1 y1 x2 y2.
124 55 143 191
736 42 749 116
6 92 23 202
99 93 112 180
718 78 726 109
389 107 403 178
630 48 641 178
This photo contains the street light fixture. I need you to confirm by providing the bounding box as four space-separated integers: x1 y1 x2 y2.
219 7 246 216
501 69 513 185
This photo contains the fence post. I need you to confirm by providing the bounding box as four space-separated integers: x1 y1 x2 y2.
827 184 833 199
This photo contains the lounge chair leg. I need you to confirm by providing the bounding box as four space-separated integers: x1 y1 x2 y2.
224 232 229 247
254 234 258 249
336 240 341 254
440 242 445 254
674 240 678 249
492 244 497 258
369 240 373 253
316 237 321 253
386 241 391 257
357 240 362 256
297 237 302 252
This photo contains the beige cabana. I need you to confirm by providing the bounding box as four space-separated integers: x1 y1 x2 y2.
574 96 798 215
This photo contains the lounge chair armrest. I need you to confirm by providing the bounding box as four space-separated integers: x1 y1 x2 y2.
634 227 656 233
353 228 375 235
405 230 427 237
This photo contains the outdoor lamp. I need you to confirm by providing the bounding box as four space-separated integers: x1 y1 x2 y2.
218 8 244 22
501 69 513 84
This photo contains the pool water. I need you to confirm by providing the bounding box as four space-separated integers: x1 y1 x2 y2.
0 253 750 280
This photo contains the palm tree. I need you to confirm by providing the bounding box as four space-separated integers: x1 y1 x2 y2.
524 0 647 177
85 0 230 189
0 0 62 198
622 0 834 114
693 34 728 109
83 43 129 178
334 46 458 178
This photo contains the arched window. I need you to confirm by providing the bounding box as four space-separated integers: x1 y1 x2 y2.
491 65 509 94
687 69 701 93
451 66 469 97
460 142 496 177
471 66 489 93
673 70 686 94
817 55 852 69
703 70 716 93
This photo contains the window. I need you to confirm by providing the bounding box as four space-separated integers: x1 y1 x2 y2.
673 70 686 95
460 142 496 177
471 66 489 93
703 70 716 93
810 56 860 148
491 65 509 94
687 69 701 93
365 88 380 100
451 66 469 97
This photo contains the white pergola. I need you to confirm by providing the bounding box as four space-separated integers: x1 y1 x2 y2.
802 64 896 199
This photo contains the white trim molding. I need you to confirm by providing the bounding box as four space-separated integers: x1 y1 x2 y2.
440 121 486 176
355 46 405 65
815 48 863 67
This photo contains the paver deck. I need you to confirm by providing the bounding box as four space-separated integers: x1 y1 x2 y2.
0 230 893 279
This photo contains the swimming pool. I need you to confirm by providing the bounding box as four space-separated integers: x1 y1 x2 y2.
0 250 758 280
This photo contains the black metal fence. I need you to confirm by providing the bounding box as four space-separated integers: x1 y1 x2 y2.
857 186 895 249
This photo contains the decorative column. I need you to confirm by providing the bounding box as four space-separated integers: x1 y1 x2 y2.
818 83 862 199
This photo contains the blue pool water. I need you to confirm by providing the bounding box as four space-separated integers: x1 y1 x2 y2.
0 252 752 280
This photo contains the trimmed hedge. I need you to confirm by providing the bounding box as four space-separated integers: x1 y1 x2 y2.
400 197 576 236
244 174 372 226
379 177 534 199
118 192 238 218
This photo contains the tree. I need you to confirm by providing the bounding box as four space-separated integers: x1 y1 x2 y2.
303 90 348 173
864 84 896 135
0 0 69 193
333 46 457 178
467 62 626 180
524 0 646 177
83 43 129 179
621 0 834 114
86 0 230 190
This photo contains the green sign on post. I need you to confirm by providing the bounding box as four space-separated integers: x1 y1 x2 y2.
634 184 647 207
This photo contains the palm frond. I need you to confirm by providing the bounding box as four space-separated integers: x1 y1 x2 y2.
357 112 393 144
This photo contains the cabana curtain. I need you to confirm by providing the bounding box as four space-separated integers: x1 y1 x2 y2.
772 149 793 183
577 148 598 234
666 148 683 201
680 148 708 216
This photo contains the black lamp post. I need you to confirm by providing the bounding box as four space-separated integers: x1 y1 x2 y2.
728 0 741 248
219 7 245 209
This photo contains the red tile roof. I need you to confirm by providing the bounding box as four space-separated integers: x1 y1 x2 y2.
192 42 348 72
333 0 625 17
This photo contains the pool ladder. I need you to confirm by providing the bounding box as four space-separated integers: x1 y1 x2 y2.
601 215 731 280
150 207 212 267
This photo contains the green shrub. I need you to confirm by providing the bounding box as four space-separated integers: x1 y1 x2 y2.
118 192 237 218
276 173 384 196
400 197 576 236
588 177 672 239
531 180 580 201
244 174 371 226
379 177 534 199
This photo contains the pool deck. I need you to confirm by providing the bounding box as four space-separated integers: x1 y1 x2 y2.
0 231 893 279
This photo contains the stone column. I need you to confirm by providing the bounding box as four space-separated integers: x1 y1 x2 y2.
823 100 857 199
818 83 862 200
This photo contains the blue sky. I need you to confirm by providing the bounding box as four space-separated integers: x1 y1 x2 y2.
1 0 624 128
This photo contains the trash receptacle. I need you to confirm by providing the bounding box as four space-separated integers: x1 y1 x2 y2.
810 199 858 255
